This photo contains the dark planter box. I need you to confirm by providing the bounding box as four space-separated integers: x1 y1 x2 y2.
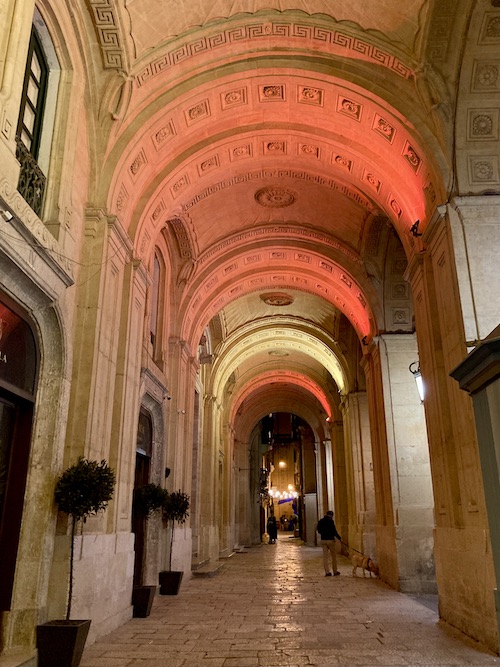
159 570 183 595
36 619 91 667
132 585 156 617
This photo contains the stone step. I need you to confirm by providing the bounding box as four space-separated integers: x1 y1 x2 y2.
191 560 226 577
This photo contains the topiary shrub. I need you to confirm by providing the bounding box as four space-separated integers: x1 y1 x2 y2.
54 457 115 620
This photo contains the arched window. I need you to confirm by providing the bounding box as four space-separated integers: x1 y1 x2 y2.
149 250 166 364
16 9 60 217
150 254 160 349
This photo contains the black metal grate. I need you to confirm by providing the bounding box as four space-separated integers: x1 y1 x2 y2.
15 138 46 217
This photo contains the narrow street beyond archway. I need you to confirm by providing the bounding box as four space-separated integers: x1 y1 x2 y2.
80 537 498 667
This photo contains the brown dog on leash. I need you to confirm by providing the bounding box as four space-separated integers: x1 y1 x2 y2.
351 552 379 578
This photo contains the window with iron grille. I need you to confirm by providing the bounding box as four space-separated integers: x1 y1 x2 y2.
15 28 48 217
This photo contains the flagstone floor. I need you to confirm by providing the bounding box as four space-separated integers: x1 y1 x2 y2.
80 535 499 667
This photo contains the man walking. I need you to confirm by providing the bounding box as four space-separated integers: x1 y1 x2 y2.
317 510 341 576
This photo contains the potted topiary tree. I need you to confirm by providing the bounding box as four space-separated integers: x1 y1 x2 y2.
159 490 190 595
131 482 166 617
36 457 115 667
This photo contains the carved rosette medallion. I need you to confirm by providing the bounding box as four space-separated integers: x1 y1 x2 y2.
255 186 296 207
260 292 295 306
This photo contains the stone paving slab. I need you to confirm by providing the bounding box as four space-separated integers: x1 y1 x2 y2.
80 537 499 667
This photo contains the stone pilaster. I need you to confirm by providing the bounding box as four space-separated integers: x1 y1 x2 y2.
447 196 500 344
451 327 500 653
361 344 399 588
379 333 435 593
405 213 497 649
340 393 376 556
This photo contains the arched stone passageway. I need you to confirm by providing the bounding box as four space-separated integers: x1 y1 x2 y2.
1 1 500 664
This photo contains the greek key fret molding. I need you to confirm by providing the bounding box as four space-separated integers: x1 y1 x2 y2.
182 169 376 214
197 225 363 269
86 0 127 71
136 17 413 87
168 217 195 261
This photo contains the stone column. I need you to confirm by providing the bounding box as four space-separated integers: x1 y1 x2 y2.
55 211 137 639
451 327 500 653
340 393 376 556
447 196 500 344
165 337 196 570
323 439 334 510
329 420 348 549
405 211 498 651
378 333 435 593
360 344 399 588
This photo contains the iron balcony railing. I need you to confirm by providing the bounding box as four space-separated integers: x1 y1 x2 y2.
15 138 46 217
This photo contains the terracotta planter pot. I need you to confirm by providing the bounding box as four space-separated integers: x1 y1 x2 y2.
132 585 156 617
36 619 91 667
159 570 183 595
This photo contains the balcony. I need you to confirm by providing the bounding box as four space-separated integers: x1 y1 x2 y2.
16 138 46 217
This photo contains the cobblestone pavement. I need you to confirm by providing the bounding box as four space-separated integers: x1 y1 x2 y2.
80 535 499 667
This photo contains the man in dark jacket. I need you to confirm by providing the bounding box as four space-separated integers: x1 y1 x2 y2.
316 510 341 576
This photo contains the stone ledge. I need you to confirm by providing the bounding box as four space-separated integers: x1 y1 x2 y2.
191 557 210 571
191 560 226 577
0 650 36 667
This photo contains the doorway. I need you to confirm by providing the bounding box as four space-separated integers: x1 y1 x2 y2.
132 408 152 587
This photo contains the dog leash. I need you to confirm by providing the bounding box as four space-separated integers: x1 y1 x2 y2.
340 540 364 556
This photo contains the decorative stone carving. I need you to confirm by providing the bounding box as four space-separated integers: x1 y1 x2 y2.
468 157 498 183
300 144 319 157
373 114 396 142
245 254 261 264
183 169 375 212
170 175 189 197
319 260 333 273
254 186 296 207
403 141 422 172
260 292 294 306
472 62 500 90
392 308 410 324
365 216 385 256
365 172 381 191
481 15 500 41
185 100 210 125
86 0 126 70
264 141 286 154
424 180 437 204
260 85 285 101
298 86 324 106
389 196 402 218
468 110 498 140
130 151 146 178
151 201 165 224
337 97 362 120
116 184 128 212
231 145 252 160
136 19 413 87
152 121 175 149
198 156 219 174
334 155 352 171
392 258 407 274
168 217 194 260
391 282 409 299
221 88 247 108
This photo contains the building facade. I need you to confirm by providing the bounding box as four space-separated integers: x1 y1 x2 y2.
1 1 500 664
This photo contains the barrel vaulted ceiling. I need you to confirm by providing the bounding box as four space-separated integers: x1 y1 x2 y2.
85 0 485 431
